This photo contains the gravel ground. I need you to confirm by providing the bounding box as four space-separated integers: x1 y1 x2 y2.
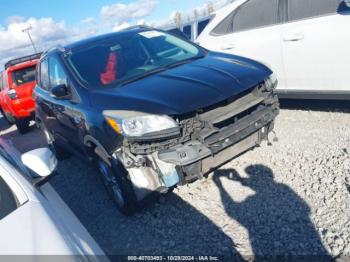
1 101 350 260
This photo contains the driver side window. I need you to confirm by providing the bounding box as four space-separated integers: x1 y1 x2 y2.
49 58 67 88
39 59 50 91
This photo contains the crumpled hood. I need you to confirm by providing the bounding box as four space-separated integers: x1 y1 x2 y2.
90 52 272 115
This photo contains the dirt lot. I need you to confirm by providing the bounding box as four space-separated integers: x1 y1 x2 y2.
1 100 349 259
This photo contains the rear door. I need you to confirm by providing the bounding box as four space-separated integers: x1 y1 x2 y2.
281 0 350 94
206 0 286 88
9 65 37 112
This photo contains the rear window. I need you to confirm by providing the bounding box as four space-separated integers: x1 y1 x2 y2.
12 65 36 86
287 0 350 22
211 0 279 35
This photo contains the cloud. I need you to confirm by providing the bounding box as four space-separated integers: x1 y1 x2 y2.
112 22 131 32
101 0 158 25
0 17 90 69
0 17 70 52
81 17 96 25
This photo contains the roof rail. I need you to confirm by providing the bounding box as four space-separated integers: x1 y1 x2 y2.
4 52 42 69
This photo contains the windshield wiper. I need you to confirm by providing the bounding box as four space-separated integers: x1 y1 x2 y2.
119 67 170 87
119 55 205 87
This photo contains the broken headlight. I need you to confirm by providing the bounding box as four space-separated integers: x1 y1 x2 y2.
104 111 180 140
263 73 278 91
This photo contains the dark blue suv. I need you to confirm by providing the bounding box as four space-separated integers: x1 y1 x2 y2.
34 26 279 215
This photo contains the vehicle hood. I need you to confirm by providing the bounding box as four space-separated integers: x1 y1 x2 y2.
90 52 272 115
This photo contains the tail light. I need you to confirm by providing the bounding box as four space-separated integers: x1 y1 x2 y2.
8 89 18 100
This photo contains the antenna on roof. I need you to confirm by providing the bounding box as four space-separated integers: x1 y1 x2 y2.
22 25 37 53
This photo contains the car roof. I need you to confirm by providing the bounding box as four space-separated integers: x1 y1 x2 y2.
4 53 41 70
5 59 38 73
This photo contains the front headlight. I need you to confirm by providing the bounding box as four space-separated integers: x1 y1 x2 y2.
264 73 278 91
104 111 180 140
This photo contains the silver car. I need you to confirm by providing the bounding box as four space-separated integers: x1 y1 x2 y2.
0 138 106 259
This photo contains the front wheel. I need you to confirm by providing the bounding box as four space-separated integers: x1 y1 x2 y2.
96 158 138 215
15 118 30 134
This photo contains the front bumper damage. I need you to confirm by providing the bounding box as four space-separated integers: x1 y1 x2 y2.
116 84 279 201
158 105 277 182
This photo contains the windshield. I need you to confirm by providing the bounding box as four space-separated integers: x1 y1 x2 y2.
67 30 203 88
12 65 36 86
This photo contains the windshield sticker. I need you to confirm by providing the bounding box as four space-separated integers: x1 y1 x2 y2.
110 44 121 51
139 31 164 39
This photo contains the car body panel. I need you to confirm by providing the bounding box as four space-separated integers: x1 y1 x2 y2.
0 140 105 257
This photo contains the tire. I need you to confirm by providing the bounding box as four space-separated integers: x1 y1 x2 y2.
96 157 138 215
40 121 70 160
15 118 30 134
0 109 15 125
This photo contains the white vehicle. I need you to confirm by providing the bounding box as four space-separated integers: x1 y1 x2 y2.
197 0 350 100
0 139 106 258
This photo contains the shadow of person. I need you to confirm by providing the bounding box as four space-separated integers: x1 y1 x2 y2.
214 165 330 259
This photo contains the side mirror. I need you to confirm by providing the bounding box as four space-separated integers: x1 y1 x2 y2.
21 148 58 187
51 84 70 99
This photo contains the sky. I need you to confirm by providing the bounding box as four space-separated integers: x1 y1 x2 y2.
0 0 230 68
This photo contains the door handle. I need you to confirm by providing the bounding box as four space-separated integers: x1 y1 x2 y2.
220 43 235 50
283 33 304 42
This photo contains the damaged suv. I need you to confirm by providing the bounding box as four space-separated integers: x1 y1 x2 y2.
34 26 279 214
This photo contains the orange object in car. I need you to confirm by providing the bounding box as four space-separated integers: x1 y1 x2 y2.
100 52 118 85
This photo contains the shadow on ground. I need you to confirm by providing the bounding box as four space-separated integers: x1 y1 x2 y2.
0 115 46 153
214 165 330 258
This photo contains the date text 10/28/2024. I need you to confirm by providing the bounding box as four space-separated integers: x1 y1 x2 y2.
127 256 220 261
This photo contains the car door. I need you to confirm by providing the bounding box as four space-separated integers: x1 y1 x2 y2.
47 56 86 154
281 0 350 94
203 0 286 89
36 58 57 130
36 56 85 154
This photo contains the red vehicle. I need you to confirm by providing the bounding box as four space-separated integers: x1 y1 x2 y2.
0 53 41 133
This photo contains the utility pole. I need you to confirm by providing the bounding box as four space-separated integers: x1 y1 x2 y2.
22 25 37 53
